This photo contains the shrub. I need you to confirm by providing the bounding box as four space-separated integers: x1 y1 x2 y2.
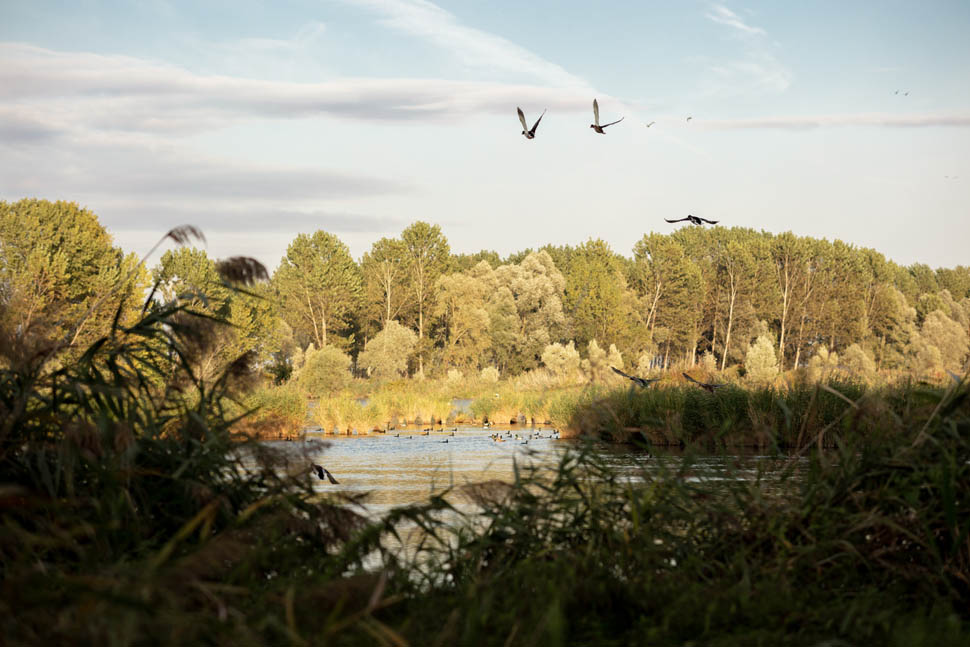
296 344 351 395
745 334 779 386
357 320 417 379
481 365 500 382
541 341 580 381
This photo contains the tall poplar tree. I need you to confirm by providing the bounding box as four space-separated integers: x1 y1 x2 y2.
400 222 450 374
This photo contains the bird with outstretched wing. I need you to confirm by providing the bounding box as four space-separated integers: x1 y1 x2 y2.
590 98 624 133
312 464 340 484
611 366 660 388
517 107 546 139
665 214 719 225
682 373 724 393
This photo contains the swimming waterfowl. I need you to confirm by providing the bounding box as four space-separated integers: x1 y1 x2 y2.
311 464 339 484
517 107 546 139
665 214 719 225
611 366 660 387
590 98 624 134
682 373 725 393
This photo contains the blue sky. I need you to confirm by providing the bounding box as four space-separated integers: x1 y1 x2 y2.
1 0 968 270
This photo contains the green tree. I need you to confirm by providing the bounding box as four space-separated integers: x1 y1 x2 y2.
0 199 145 355
273 231 362 351
920 310 969 372
296 344 351 395
744 333 778 385
541 341 580 382
153 248 280 382
360 237 408 337
401 222 450 375
357 320 417 379
562 239 641 354
433 272 490 371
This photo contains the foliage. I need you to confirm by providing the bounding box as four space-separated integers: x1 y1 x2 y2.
541 341 581 382
273 230 362 350
0 198 147 354
480 365 500 382
357 320 417 379
744 333 779 385
295 344 351 396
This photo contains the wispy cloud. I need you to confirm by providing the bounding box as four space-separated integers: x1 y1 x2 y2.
702 4 791 94
0 43 595 139
699 113 970 130
705 5 766 36
340 0 591 89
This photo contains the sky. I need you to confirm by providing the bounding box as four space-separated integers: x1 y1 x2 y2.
2 0 969 272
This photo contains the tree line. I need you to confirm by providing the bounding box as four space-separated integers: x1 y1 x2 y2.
2 198 968 384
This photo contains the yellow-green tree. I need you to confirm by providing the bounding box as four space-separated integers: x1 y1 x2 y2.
273 231 362 351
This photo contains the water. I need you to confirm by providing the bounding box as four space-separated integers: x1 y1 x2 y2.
263 425 567 518
260 425 794 516
256 425 798 565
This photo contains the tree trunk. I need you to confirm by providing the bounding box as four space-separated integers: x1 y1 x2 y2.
720 282 737 371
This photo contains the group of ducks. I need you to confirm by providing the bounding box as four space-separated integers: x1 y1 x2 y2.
516 98 694 138
611 366 725 392
518 99 719 227
490 429 561 444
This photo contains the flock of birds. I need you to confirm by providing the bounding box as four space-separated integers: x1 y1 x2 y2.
516 98 688 139
519 98 718 227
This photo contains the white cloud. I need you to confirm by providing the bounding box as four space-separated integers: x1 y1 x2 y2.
340 0 591 89
0 42 596 140
699 112 970 130
702 4 791 94
705 5 766 36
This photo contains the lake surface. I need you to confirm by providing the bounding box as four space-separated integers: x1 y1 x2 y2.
260 424 788 520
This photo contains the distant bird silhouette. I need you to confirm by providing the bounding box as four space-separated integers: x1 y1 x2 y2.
666 214 719 225
682 373 724 393
517 107 545 139
645 121 655 128
611 366 659 388
894 90 899 95
686 116 693 122
590 98 624 134
311 464 339 484
904 91 909 96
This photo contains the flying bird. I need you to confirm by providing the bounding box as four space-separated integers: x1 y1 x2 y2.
590 99 624 133
686 116 693 122
611 366 660 388
682 373 724 393
645 121 655 128
517 107 545 139
665 214 719 225
311 464 339 484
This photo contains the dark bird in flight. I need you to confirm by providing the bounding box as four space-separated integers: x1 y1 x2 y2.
312 464 339 484
665 214 719 225
686 116 693 122
682 373 724 393
590 98 624 133
645 121 655 128
517 107 545 139
611 366 660 388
